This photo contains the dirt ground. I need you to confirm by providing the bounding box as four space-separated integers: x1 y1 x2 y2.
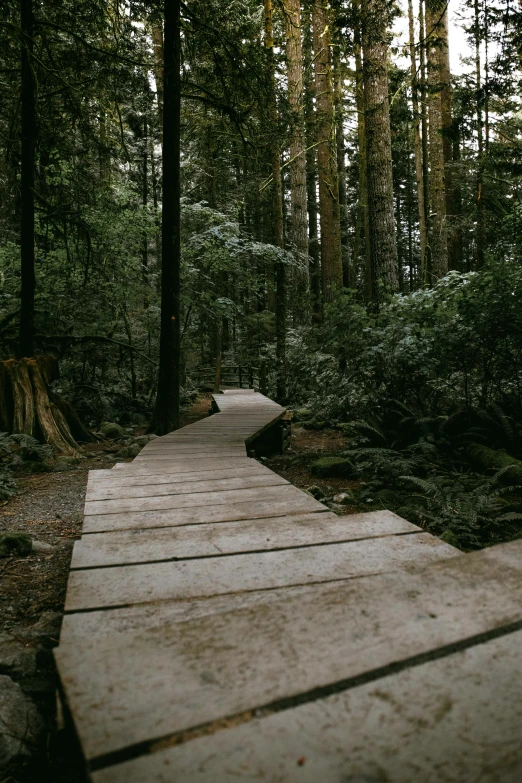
265 423 361 513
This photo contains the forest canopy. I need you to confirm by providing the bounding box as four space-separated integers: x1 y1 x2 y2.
2 0 522 548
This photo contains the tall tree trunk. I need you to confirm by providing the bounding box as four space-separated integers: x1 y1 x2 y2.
419 0 430 273
354 36 371 300
332 34 350 287
20 0 35 358
283 0 309 323
407 0 428 283
149 0 181 434
474 0 485 268
426 0 448 279
438 5 462 270
142 82 149 301
302 3 321 316
361 0 398 303
312 0 343 306
264 0 286 401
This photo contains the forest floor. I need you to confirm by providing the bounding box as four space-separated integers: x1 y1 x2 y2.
0 393 355 782
265 424 361 512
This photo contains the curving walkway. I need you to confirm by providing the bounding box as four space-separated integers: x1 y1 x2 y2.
55 390 522 781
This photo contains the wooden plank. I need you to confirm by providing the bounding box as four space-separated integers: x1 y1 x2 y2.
71 511 419 569
82 493 328 532
86 464 273 488
133 451 245 461
109 458 256 475
64 533 455 611
84 484 314 517
86 469 284 501
55 540 522 762
92 629 522 783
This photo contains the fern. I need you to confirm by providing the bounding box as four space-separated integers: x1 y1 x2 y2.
5 433 53 463
0 464 17 501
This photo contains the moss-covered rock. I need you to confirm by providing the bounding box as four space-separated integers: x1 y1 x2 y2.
133 434 158 447
100 422 128 440
305 485 324 500
465 443 522 483
0 532 32 558
310 456 355 478
303 419 328 431
53 456 82 472
292 408 314 422
116 443 141 459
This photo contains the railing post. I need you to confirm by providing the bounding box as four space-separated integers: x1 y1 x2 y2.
238 366 243 389
249 366 254 389
260 360 267 395
214 353 222 393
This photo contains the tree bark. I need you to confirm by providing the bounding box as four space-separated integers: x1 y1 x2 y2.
437 7 462 270
354 36 371 300
361 0 398 303
283 0 310 323
149 0 181 434
474 0 485 268
407 0 428 283
419 0 431 273
332 34 350 287
264 0 286 401
2 358 82 456
426 0 448 279
20 0 36 358
312 0 343 306
302 3 321 316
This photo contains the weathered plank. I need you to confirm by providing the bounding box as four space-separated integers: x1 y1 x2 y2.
64 533 455 611
84 484 317 517
92 629 522 783
133 450 245 461
86 472 287 502
71 511 419 569
82 493 328 533
86 465 274 490
55 540 522 762
109 458 256 475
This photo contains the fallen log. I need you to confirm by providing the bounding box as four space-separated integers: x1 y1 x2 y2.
465 442 522 484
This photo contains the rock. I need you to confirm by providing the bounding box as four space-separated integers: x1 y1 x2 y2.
0 532 32 558
0 634 37 679
31 540 55 554
305 485 324 500
133 434 158 447
53 456 81 472
100 422 128 440
332 492 353 505
17 612 62 648
310 456 355 479
303 419 328 431
291 408 314 422
115 443 141 459
0 675 44 770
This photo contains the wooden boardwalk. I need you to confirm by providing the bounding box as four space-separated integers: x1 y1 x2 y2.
55 390 522 782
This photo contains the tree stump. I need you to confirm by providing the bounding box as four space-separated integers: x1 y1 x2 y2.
0 356 85 457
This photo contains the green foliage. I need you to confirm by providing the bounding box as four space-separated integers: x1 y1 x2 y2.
0 464 17 502
0 435 53 497
0 531 32 558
